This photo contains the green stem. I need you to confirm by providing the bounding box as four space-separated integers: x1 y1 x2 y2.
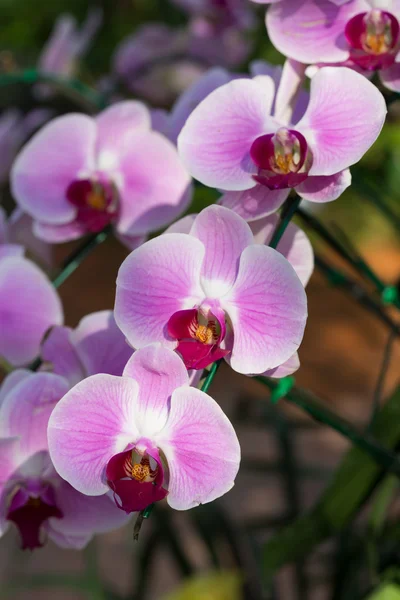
52 226 111 289
369 330 397 430
256 377 400 477
0 69 107 111
269 195 302 249
315 255 400 337
200 359 222 393
297 208 400 310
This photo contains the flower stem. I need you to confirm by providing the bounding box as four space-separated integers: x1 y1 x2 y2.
0 69 107 112
256 376 400 477
269 195 302 249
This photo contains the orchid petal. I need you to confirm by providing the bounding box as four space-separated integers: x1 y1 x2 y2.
156 387 240 510
123 344 189 435
0 256 63 366
250 216 314 286
41 326 85 386
169 67 233 143
33 219 87 243
48 374 140 496
297 67 386 176
0 372 69 459
115 233 204 349
115 131 192 236
379 63 400 92
190 205 253 297
262 352 300 378
95 101 151 157
222 245 307 374
0 369 32 407
219 184 289 221
0 437 21 484
296 169 351 202
71 311 133 378
178 78 277 191
266 0 365 64
11 114 97 224
48 482 130 548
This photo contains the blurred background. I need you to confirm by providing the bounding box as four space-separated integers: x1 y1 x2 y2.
1 0 400 599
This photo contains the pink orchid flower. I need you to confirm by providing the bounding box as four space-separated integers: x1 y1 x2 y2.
0 371 129 549
11 102 191 249
164 210 314 377
40 310 134 387
266 0 400 92
48 345 240 514
0 208 63 367
114 205 307 375
178 66 386 219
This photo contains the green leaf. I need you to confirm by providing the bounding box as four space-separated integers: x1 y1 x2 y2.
163 571 242 600
366 583 400 600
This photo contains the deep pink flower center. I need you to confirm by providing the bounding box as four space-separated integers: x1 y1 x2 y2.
106 448 168 514
167 307 230 370
7 484 63 550
250 128 312 190
66 179 119 233
345 10 400 70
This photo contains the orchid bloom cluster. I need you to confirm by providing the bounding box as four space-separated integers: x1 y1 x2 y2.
0 0 391 553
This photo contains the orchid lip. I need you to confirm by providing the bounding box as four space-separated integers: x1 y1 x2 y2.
6 483 63 550
250 128 312 191
66 178 119 233
167 307 230 370
345 10 400 71
106 446 168 514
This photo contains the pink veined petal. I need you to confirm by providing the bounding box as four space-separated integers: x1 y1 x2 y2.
155 386 240 510
379 63 400 92
169 67 234 144
262 352 300 378
48 374 141 496
250 216 314 287
33 219 87 243
123 344 189 435
0 369 32 407
115 233 205 350
296 169 351 203
11 114 97 224
71 311 133 378
0 372 69 460
114 131 192 237
266 0 366 65
297 67 386 176
41 326 85 387
95 101 151 158
47 481 130 548
221 245 307 374
219 184 289 222
190 205 253 297
0 437 21 484
178 78 277 191
0 256 63 367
